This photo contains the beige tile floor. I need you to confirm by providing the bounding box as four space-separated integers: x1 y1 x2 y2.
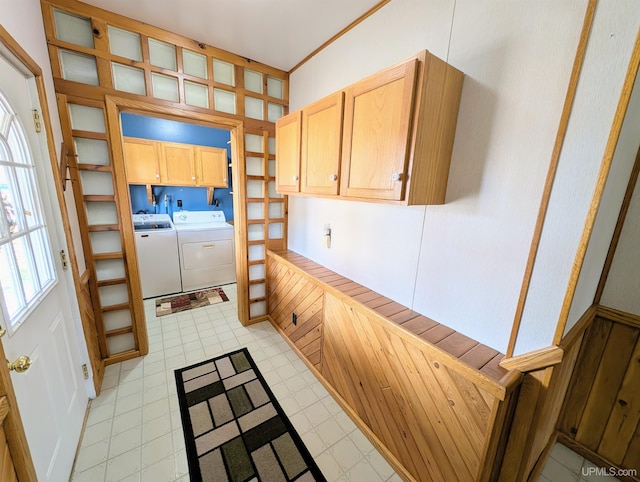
538 442 623 482
70 283 402 482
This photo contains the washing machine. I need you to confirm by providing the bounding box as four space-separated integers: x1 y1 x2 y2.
132 213 182 298
172 211 236 291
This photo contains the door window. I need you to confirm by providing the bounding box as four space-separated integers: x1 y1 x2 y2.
0 89 56 331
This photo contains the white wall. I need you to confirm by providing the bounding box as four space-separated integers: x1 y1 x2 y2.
515 0 640 353
600 81 640 315
289 0 586 353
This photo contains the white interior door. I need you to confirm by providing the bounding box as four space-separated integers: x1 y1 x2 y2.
0 51 87 481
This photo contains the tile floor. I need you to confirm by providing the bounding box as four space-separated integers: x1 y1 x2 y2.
70 283 401 482
538 442 623 482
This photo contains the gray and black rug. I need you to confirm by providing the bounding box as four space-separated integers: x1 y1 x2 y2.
175 348 326 482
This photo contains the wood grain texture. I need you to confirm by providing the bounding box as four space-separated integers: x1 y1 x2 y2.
267 259 324 369
499 345 563 372
267 250 521 481
558 309 640 476
275 111 301 193
322 292 496 481
269 250 511 392
300 92 343 195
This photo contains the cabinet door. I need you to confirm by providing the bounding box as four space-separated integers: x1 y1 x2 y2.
122 137 160 184
301 92 343 195
275 110 302 193
341 58 418 201
160 142 196 185
197 146 228 187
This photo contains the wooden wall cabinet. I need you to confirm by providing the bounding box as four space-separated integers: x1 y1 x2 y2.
275 111 302 193
276 50 463 205
196 146 228 187
301 92 344 195
123 138 228 188
123 137 161 184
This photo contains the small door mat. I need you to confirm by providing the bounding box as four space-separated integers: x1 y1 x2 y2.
156 288 228 317
174 348 326 482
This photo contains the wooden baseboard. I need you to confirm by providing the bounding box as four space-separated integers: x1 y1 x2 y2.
597 305 640 328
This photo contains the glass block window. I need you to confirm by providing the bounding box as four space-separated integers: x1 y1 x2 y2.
68 104 105 133
213 59 235 86
74 138 110 165
112 63 146 95
267 77 284 99
108 26 142 61
53 9 94 48
0 91 56 330
245 97 264 120
184 81 209 108
213 89 236 114
60 50 99 85
149 38 177 71
267 102 284 123
151 73 179 102
244 69 263 94
183 50 208 79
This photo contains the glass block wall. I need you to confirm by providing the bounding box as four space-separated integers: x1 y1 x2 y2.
42 0 288 363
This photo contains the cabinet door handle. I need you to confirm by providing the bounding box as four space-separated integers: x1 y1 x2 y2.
155 174 160 178
192 176 196 181
293 175 299 181
329 174 337 181
392 172 403 182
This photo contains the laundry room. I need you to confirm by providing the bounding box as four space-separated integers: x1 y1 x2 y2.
123 113 237 299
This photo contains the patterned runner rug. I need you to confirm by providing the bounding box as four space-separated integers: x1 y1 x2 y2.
174 348 326 482
156 287 228 317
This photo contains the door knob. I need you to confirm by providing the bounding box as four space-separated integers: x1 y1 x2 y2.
8 356 32 373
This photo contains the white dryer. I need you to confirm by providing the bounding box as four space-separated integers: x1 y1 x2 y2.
172 211 236 291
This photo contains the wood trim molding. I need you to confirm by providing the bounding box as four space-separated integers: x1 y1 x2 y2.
289 0 392 74
597 305 640 329
561 303 597 350
594 145 640 303
553 27 640 345
506 0 598 357
499 345 564 372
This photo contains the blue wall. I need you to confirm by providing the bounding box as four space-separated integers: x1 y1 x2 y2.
122 113 234 221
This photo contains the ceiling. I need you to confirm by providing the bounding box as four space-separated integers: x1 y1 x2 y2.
80 0 384 72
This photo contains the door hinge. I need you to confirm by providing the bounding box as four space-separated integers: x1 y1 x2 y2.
32 109 42 133
60 250 68 270
82 364 89 379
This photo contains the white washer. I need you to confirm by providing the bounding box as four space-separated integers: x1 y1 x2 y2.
132 213 182 298
172 211 236 291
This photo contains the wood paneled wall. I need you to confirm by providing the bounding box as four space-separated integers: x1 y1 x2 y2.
558 307 640 478
266 250 522 482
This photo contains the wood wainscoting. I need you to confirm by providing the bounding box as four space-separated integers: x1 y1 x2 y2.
557 306 640 480
267 250 522 482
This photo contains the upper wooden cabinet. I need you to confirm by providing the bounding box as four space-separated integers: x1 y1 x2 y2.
123 138 228 188
301 92 344 195
161 142 196 185
275 111 302 194
276 50 464 205
123 137 161 184
197 146 228 187
341 59 417 201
